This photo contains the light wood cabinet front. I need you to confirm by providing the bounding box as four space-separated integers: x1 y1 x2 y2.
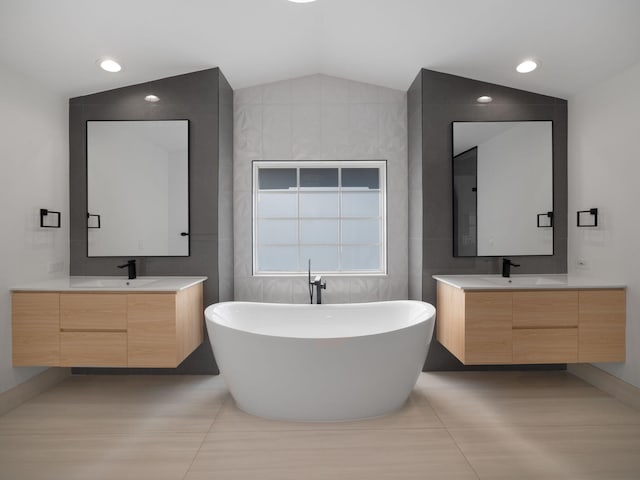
579 289 625 362
513 328 578 363
12 283 204 368
12 293 60 366
465 291 513 364
60 294 127 331
513 291 578 328
436 283 625 365
60 332 127 367
128 294 178 368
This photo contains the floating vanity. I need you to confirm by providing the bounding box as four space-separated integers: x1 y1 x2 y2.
11 276 206 368
433 275 625 365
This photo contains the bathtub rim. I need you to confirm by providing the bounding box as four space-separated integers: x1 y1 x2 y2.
204 300 436 341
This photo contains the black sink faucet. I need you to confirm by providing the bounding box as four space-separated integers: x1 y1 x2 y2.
118 259 137 279
502 258 520 278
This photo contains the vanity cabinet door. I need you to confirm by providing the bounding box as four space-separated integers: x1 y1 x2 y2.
127 293 178 367
465 291 513 364
60 294 127 331
12 292 60 366
579 289 626 362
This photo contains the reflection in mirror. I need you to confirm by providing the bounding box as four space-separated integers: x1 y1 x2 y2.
453 121 553 257
87 120 189 257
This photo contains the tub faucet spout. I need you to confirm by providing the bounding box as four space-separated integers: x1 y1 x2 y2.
311 275 327 304
309 275 327 305
307 260 327 304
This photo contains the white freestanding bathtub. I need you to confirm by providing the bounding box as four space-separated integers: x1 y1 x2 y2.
204 301 436 422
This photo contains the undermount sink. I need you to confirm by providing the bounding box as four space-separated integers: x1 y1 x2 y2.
71 278 158 288
482 275 566 286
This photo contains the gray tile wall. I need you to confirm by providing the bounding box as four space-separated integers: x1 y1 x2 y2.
218 72 234 302
410 69 568 370
69 68 232 374
233 75 408 303
407 73 423 300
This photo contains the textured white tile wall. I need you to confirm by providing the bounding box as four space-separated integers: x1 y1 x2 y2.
0 68 68 393
233 74 408 303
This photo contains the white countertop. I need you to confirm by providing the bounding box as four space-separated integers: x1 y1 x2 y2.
11 276 207 292
433 274 626 290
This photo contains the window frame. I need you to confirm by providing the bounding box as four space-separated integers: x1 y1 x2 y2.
252 160 388 276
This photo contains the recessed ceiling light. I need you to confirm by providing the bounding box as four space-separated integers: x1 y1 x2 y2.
144 94 160 103
516 59 538 73
288 0 316 3
98 58 122 73
477 96 493 103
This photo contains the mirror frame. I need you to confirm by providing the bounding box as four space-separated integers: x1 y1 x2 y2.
85 119 191 258
451 119 554 258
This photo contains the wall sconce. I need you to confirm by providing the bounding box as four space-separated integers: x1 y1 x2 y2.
577 208 598 227
40 209 61 228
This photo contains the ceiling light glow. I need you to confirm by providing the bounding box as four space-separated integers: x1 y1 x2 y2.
288 0 317 3
516 59 538 73
98 59 122 73
144 94 160 103
477 96 493 103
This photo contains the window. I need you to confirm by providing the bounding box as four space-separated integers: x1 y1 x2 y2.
253 161 387 275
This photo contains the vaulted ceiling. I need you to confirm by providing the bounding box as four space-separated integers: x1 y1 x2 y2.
1 0 639 98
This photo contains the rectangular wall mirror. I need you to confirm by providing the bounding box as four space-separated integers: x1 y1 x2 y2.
452 121 553 257
86 120 190 257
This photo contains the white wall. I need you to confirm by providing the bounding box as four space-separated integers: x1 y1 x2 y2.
0 66 68 394
568 60 640 388
233 74 408 303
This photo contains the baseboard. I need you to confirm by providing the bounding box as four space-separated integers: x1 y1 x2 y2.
568 364 640 411
0 368 71 416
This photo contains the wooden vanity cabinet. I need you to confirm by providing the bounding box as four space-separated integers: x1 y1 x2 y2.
11 283 203 368
436 282 625 365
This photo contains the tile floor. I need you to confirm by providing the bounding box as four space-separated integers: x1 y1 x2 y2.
0 371 639 479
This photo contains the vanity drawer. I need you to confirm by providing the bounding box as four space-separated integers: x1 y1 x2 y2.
60 332 127 367
60 294 127 331
513 291 578 328
513 328 578 363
